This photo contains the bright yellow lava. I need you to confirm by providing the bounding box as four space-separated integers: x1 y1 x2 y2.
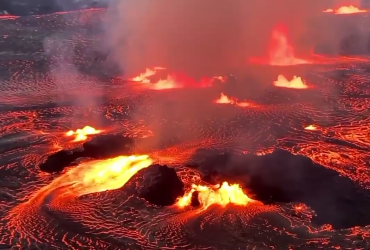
65 125 102 142
35 155 153 199
304 125 318 131
177 181 259 210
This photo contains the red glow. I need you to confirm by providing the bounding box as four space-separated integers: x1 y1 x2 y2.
323 5 367 14
130 67 225 90
250 24 310 66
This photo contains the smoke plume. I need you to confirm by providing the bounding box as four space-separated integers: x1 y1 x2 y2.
102 0 370 150
103 0 367 77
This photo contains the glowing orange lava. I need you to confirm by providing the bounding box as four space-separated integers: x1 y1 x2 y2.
131 67 225 90
0 15 19 20
273 75 308 89
71 155 153 195
304 125 318 131
131 67 165 83
177 182 260 210
212 76 227 83
215 93 255 107
323 5 367 14
65 126 102 142
250 25 309 66
45 155 152 197
215 92 235 105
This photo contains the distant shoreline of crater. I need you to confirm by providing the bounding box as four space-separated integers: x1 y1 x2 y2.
0 0 107 16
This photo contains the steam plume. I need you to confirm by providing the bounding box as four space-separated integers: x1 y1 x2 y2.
103 0 367 77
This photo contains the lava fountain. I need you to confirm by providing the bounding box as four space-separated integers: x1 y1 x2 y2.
130 67 226 90
65 126 102 142
323 5 367 14
304 125 318 131
273 75 308 89
214 93 256 107
250 25 310 66
176 182 261 210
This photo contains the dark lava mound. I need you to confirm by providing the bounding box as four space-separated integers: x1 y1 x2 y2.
82 134 134 158
39 150 84 173
39 134 134 173
192 149 370 230
138 164 185 206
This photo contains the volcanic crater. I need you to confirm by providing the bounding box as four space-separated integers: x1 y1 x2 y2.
1 4 370 250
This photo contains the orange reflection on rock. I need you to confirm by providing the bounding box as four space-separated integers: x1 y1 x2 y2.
323 5 367 14
65 126 102 142
176 182 261 210
273 75 308 89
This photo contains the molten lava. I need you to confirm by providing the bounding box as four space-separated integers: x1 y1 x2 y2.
73 155 153 195
250 25 309 65
213 76 227 83
130 67 225 90
304 125 318 131
215 93 255 107
65 126 101 142
177 182 260 210
273 75 308 89
215 92 235 105
323 5 367 14
47 155 152 197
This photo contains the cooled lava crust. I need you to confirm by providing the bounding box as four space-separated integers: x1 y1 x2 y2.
0 9 370 250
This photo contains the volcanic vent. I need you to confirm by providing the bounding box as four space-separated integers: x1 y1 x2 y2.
185 149 370 229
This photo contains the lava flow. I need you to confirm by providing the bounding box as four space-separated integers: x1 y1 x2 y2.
11 155 153 210
215 93 255 107
41 155 152 197
177 181 261 210
273 75 308 89
130 67 225 90
250 25 309 66
323 5 367 14
67 155 153 196
65 126 102 142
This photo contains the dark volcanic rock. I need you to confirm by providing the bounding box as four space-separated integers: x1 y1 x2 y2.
190 191 200 207
39 134 135 173
82 134 134 158
39 150 84 173
139 164 185 206
193 148 370 229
